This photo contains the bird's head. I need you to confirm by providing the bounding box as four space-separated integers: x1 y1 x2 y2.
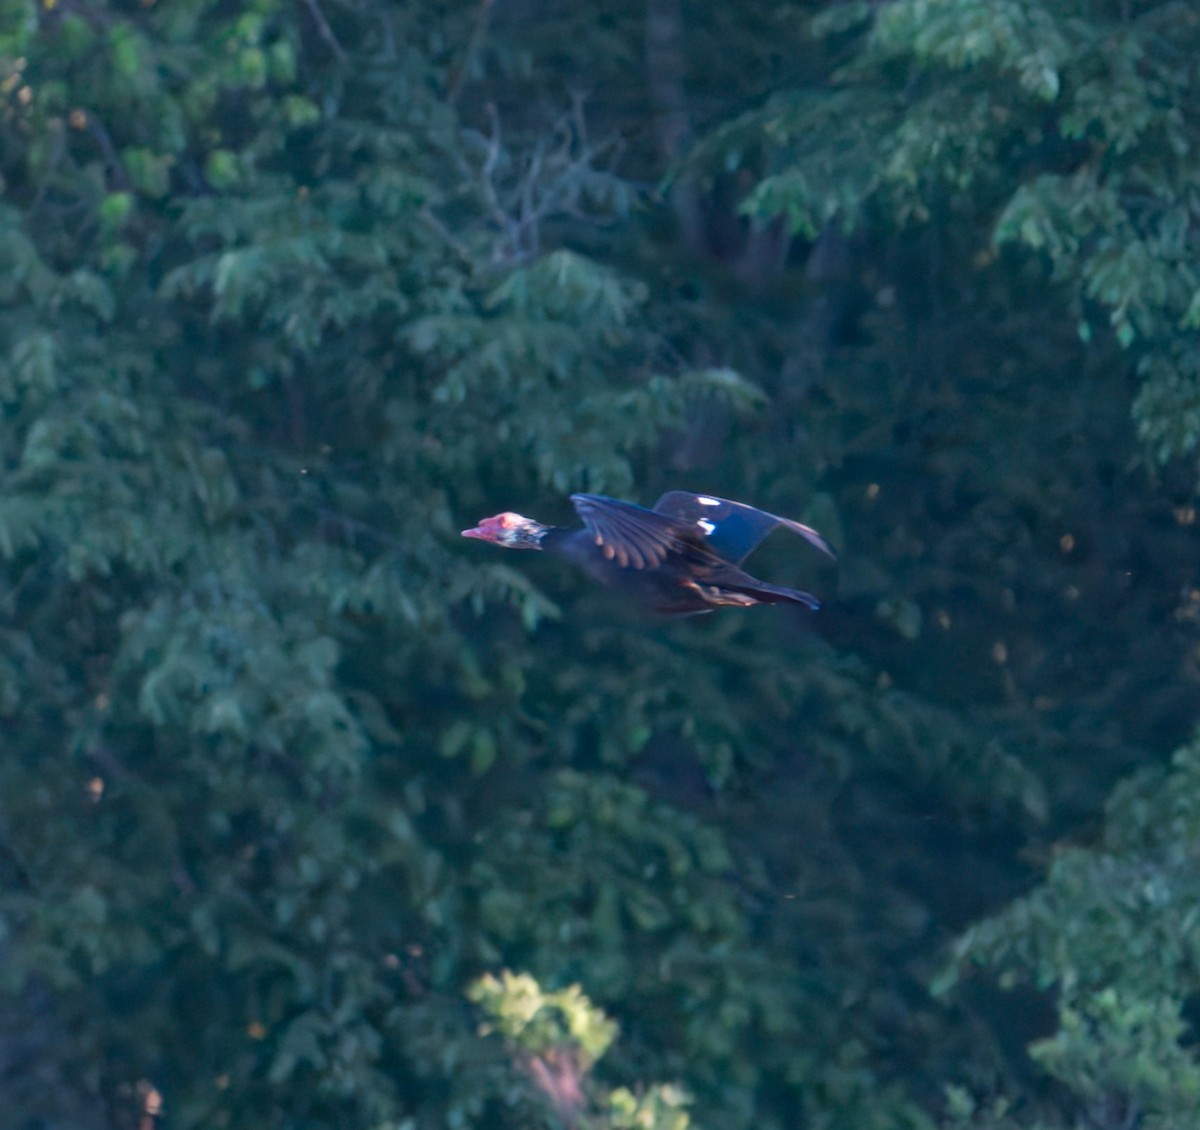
461 511 548 550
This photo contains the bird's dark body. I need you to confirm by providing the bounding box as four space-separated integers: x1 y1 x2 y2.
543 525 808 615
462 491 834 616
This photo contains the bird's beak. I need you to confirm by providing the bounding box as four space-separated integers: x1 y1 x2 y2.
461 525 492 541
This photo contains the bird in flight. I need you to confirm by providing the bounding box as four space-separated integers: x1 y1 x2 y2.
462 491 835 616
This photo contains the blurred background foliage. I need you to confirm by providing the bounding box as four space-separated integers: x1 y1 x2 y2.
1 0 1199 1127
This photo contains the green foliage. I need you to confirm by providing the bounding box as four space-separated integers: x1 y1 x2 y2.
470 970 693 1130
943 733 1200 1125
697 0 1200 468
470 970 618 1066
604 1085 693 1130
2 1 1200 1129
0 2 823 1125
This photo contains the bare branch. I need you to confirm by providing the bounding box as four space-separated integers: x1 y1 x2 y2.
300 0 347 62
447 0 495 106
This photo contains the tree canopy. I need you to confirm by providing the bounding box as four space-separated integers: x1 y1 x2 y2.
1 1 1199 1128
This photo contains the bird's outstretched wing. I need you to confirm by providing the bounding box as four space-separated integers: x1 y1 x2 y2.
652 491 836 564
569 494 697 570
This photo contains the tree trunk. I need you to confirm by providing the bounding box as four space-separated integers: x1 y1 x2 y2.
645 0 705 254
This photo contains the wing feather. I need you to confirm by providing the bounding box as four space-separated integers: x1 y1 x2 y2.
653 491 835 563
570 494 692 570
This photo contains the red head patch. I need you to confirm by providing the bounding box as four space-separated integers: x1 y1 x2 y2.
461 512 533 542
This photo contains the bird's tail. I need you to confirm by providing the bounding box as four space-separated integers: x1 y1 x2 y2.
736 579 821 610
697 576 821 611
